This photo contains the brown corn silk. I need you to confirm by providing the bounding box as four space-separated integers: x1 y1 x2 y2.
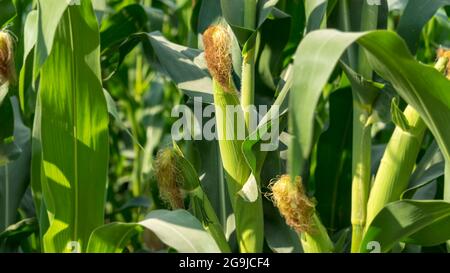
154 148 184 209
203 25 233 92
0 31 15 84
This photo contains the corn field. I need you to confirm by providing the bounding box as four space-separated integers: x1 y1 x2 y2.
1 0 450 255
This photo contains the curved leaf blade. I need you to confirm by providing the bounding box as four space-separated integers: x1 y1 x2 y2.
361 200 450 252
139 210 221 253
289 29 450 182
87 223 140 253
38 1 109 252
397 0 450 53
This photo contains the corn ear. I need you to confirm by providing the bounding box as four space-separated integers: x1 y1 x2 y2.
154 149 184 210
172 145 231 253
270 175 333 253
300 214 334 253
366 105 426 225
155 146 231 252
213 81 264 252
204 25 264 253
366 55 449 228
0 30 16 85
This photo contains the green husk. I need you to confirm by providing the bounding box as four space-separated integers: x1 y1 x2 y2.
366 106 426 225
350 102 372 253
213 80 264 252
365 56 449 231
204 25 264 253
154 146 231 252
301 214 334 253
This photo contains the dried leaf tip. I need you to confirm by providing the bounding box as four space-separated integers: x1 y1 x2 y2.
203 25 233 92
154 148 184 210
268 175 316 234
0 30 16 85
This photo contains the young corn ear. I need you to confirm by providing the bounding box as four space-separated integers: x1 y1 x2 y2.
203 25 264 253
170 144 231 253
154 148 185 210
365 55 450 230
269 175 334 253
0 30 16 85
269 175 315 233
203 25 233 92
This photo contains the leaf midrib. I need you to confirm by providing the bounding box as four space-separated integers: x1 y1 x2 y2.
67 7 79 245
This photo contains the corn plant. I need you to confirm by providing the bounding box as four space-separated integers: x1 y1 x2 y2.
1 0 450 254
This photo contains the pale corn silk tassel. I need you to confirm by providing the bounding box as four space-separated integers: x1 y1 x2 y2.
437 48 450 80
268 175 334 253
154 148 184 210
0 30 16 85
268 175 316 234
202 25 234 92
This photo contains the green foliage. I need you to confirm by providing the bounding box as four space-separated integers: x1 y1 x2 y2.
1 0 450 254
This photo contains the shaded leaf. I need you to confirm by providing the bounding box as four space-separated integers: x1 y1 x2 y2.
362 200 450 252
0 98 31 231
148 31 213 103
397 0 450 53
0 0 16 28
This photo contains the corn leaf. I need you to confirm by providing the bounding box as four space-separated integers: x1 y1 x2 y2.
0 0 16 28
289 29 450 182
397 0 450 53
147 32 213 103
36 1 109 252
305 0 327 32
99 4 148 78
361 200 450 252
100 4 148 50
403 142 445 199
0 96 19 165
0 98 31 232
221 0 281 45
314 88 353 231
88 210 221 253
86 223 140 253
33 0 70 77
196 139 230 234
0 218 38 252
195 0 222 33
19 10 38 113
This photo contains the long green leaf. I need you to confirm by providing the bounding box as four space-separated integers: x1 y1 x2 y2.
33 0 69 78
19 10 38 113
289 29 450 182
314 88 352 231
361 200 450 252
147 32 213 103
87 210 221 253
86 223 140 253
0 98 31 232
37 0 109 252
0 94 19 165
